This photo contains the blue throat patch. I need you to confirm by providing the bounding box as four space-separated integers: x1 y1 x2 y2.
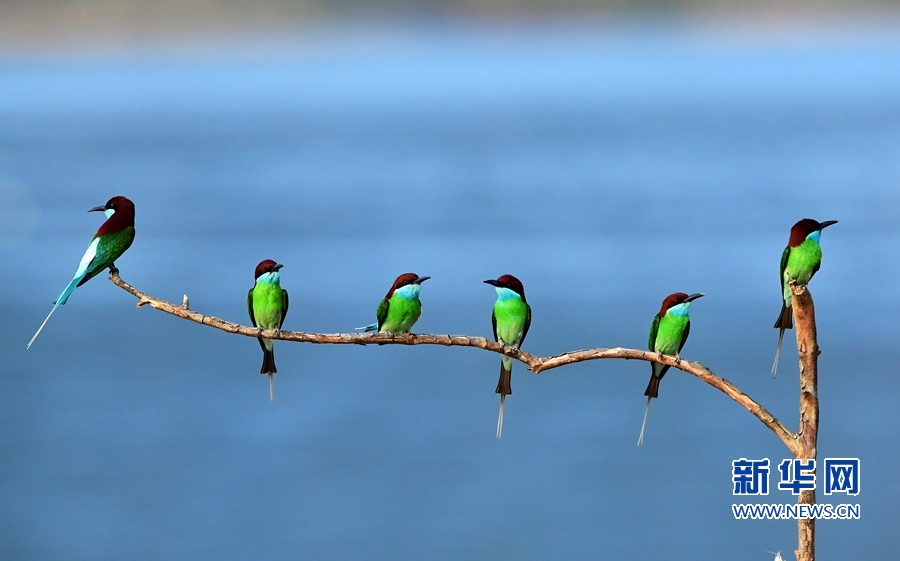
495 287 521 302
806 230 821 244
394 284 421 300
667 302 691 317
256 271 281 285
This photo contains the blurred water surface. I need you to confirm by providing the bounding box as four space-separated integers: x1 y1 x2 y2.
1 22 898 560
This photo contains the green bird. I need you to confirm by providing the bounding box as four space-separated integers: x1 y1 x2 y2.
28 196 136 349
771 218 837 377
484 274 531 439
248 259 289 402
638 292 704 446
358 272 430 334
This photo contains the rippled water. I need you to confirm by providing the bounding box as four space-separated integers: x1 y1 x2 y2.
1 22 898 560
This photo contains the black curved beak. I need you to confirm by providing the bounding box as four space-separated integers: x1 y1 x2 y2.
819 220 838 230
88 205 107 213
414 276 431 284
273 264 284 271
686 293 705 302
483 279 500 287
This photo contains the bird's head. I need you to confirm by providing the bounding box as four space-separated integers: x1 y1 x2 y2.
483 274 526 302
254 259 284 282
89 196 135 220
788 218 838 247
386 272 430 299
658 292 704 317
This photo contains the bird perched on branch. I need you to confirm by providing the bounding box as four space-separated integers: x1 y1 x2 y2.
484 274 531 439
28 196 136 349
638 292 704 446
357 273 430 334
771 218 837 378
248 259 289 402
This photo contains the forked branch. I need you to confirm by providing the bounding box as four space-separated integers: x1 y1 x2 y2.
108 272 801 456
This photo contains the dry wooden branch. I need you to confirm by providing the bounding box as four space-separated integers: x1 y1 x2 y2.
790 281 819 561
109 271 800 456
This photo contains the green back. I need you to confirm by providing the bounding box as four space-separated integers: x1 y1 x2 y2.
78 227 135 286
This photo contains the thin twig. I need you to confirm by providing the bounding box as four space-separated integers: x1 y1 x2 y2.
108 271 800 455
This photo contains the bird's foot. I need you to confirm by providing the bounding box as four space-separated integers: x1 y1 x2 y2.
656 351 664 362
108 264 119 276
674 353 682 366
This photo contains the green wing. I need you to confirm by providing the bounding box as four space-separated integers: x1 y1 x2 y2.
248 287 266 353
247 288 257 327
678 320 691 353
491 309 498 342
648 315 661 351
521 303 532 345
280 289 289 329
77 227 136 286
779 245 790 290
376 298 390 331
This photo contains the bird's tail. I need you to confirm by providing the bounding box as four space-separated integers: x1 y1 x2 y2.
268 373 274 403
644 374 660 399
27 276 83 349
260 348 277 375
771 328 785 378
495 358 512 396
495 359 512 439
27 302 62 349
55 276 81 307
260 348 277 401
771 304 793 378
355 323 378 332
637 396 652 446
496 394 506 439
773 303 793 330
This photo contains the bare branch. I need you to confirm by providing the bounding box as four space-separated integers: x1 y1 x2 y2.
109 271 799 455
790 281 820 561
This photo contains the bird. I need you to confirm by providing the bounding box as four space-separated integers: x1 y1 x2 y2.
248 259 289 402
28 196 136 349
357 273 430 334
771 218 838 377
638 292 704 446
484 274 531 439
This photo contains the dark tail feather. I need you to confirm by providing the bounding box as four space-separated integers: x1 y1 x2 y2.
495 363 511 438
495 363 512 396
260 348 277 375
774 303 793 330
261 349 276 401
644 375 660 399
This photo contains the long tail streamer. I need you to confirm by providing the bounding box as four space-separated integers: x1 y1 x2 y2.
771 328 785 378
27 303 62 349
496 395 506 439
637 397 652 446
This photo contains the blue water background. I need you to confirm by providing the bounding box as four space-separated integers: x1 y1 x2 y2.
1 22 898 560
